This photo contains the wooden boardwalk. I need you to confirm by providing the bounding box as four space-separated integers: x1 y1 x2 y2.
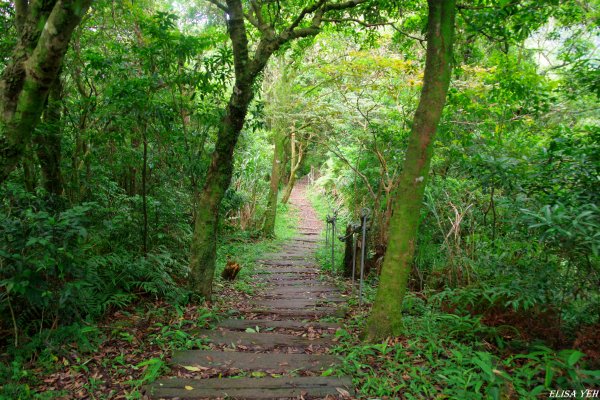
143 181 353 399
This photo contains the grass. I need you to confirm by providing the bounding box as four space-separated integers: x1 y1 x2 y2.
215 201 299 294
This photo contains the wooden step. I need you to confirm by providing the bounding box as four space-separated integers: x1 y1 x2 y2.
246 308 345 319
293 238 320 243
252 299 339 309
259 260 317 267
144 376 353 399
217 319 340 331
260 294 345 302
196 330 332 350
259 285 338 294
172 350 339 372
257 267 319 274
260 253 311 260
257 276 326 283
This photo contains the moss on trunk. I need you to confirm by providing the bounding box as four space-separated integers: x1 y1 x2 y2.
365 0 456 341
35 76 64 197
0 0 92 185
263 129 286 237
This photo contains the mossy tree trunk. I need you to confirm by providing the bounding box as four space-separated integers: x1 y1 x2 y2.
34 75 64 197
189 0 367 298
365 0 456 340
0 0 93 185
281 128 303 204
262 129 286 237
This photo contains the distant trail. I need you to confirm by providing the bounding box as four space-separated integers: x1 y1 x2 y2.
144 178 354 399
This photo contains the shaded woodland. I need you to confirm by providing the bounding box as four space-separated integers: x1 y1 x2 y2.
0 0 599 398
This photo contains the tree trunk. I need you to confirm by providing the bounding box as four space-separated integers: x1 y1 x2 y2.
35 76 64 197
189 0 256 298
22 144 36 192
342 224 355 278
141 123 148 255
262 129 286 237
0 0 92 185
365 0 456 340
281 128 303 204
188 0 367 298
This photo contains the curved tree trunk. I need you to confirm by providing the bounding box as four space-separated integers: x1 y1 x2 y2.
0 0 92 185
262 129 286 237
188 0 368 299
189 0 254 298
365 0 456 340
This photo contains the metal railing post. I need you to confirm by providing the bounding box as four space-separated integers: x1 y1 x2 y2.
359 208 370 306
351 227 357 292
330 212 337 272
325 214 330 246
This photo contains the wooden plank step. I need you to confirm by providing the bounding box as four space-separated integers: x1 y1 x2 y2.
196 330 332 349
257 267 319 274
260 286 338 295
217 319 340 331
279 246 317 251
246 308 345 319
252 299 340 309
260 294 345 302
261 279 330 286
256 277 326 283
259 260 317 267
260 253 311 259
293 238 319 243
172 350 339 371
144 376 354 399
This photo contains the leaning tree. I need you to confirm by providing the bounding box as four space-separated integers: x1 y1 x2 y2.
188 0 376 298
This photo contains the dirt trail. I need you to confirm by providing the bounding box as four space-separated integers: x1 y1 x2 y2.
144 180 353 399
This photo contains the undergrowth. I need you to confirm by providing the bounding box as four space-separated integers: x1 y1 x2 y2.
334 293 600 399
0 200 297 399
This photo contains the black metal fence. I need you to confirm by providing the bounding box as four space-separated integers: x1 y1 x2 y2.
325 207 371 305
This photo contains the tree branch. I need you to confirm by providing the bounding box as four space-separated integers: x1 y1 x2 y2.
207 0 229 13
14 0 28 33
288 0 327 32
323 17 389 28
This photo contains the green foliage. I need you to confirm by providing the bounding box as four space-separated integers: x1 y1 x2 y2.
0 182 189 341
335 303 600 399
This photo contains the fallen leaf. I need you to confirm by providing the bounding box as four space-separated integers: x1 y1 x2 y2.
184 385 194 390
183 365 202 372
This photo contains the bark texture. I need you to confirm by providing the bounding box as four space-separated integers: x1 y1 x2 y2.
34 75 64 196
342 224 355 278
0 0 93 185
281 129 304 205
365 0 456 340
262 129 286 237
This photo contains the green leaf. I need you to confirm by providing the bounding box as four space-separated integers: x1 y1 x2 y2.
567 350 584 367
544 364 553 387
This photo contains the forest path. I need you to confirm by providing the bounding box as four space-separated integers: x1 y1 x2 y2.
144 180 354 399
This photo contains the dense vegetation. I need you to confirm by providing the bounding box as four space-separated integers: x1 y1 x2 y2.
0 0 598 398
